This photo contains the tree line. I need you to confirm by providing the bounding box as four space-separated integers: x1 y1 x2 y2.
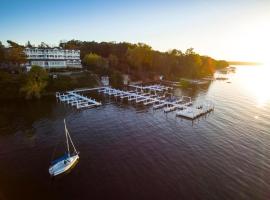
61 40 228 80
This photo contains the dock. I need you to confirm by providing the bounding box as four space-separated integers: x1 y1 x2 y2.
129 84 173 93
163 96 192 113
176 101 214 119
56 90 102 109
56 84 214 120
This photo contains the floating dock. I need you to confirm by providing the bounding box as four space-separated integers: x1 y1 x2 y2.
176 101 214 119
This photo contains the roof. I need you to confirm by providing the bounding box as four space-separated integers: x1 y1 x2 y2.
29 59 81 61
25 47 80 51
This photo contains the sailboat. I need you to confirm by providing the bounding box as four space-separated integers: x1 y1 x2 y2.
49 119 79 176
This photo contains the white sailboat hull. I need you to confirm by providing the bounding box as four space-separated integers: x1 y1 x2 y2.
49 154 79 176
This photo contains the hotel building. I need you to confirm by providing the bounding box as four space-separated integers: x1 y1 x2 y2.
24 47 82 68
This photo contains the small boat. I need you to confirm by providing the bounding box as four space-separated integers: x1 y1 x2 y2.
49 119 79 177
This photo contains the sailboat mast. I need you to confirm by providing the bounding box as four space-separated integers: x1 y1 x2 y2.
64 119 70 155
67 129 78 154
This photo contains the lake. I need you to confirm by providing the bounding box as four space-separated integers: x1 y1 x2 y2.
0 65 270 200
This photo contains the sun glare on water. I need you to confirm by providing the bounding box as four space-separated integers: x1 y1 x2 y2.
238 64 270 107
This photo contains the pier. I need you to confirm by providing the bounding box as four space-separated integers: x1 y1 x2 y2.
56 91 102 109
56 84 214 120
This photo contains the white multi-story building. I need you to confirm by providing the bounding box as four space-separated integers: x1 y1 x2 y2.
24 47 82 68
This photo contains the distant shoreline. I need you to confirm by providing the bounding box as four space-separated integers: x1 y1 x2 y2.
229 61 262 65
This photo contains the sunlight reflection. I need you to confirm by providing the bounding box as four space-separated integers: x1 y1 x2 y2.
238 65 270 107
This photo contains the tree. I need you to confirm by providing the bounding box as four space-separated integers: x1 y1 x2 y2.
20 65 48 99
83 53 109 75
168 49 183 57
110 71 123 88
201 56 215 76
216 60 229 69
26 41 33 48
108 54 118 68
6 40 26 65
185 48 195 55
61 40 229 80
0 42 5 62
38 42 49 48
7 40 22 48
127 43 153 72
183 52 202 78
83 53 107 68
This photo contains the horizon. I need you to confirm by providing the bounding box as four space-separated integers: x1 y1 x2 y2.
1 0 270 63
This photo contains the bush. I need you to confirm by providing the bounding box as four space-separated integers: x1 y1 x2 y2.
20 65 48 99
83 53 108 73
110 71 123 88
46 72 98 92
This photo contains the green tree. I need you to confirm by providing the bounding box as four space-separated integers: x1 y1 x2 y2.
83 53 108 68
20 65 48 99
83 53 109 75
127 43 153 72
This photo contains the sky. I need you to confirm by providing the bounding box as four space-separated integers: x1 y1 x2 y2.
1 0 270 62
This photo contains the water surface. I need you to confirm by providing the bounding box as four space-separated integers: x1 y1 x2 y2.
0 66 270 200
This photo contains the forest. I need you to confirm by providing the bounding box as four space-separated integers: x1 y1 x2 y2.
61 40 228 80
